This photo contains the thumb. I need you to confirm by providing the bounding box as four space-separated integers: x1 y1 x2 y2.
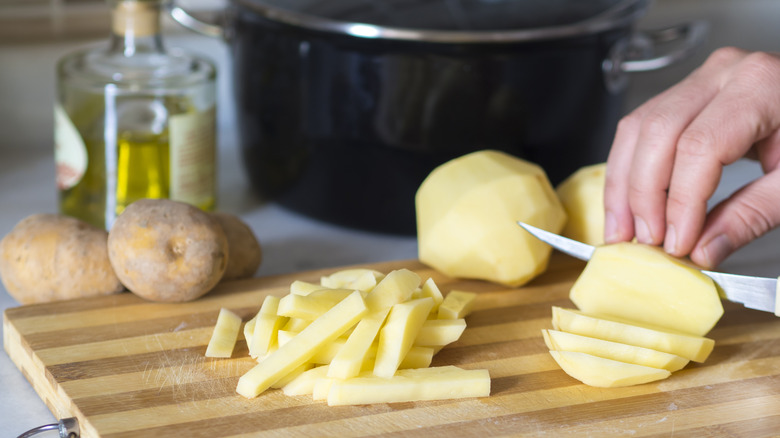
690 167 780 268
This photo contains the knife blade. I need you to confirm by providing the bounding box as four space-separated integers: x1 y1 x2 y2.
517 221 779 316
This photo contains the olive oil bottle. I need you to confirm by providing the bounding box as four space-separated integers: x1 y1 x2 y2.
55 0 217 229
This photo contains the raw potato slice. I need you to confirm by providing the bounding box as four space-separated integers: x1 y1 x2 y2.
270 363 313 389
236 291 367 398
542 329 689 372
552 307 714 363
416 150 566 287
205 308 242 358
310 338 347 364
278 289 354 320
438 290 477 319
282 365 331 396
321 269 385 291
549 350 671 387
420 278 445 309
312 377 335 401
414 319 467 347
399 346 434 369
249 295 287 358
570 242 723 336
283 318 311 333
243 316 257 346
290 280 328 296
364 269 420 312
374 298 435 378
556 163 606 246
327 366 491 406
328 309 391 379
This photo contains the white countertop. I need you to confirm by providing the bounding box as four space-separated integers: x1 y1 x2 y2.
2 0 780 435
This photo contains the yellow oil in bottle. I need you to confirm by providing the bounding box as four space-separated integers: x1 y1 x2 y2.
115 130 170 213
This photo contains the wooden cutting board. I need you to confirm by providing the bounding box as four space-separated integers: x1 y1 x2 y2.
4 255 780 437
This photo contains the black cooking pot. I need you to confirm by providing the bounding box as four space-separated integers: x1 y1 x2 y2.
172 0 705 235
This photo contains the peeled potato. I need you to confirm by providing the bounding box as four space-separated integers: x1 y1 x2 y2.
108 199 228 302
556 162 606 246
569 242 724 337
211 212 262 281
416 150 567 287
0 214 124 304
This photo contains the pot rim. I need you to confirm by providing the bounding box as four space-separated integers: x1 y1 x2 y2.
232 0 649 43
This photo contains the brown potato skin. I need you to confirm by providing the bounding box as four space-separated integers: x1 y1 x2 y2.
0 214 124 304
212 212 262 281
108 199 228 302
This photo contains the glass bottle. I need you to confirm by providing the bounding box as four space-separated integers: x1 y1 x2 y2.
55 0 217 229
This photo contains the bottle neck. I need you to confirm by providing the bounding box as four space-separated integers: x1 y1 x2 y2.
109 0 164 56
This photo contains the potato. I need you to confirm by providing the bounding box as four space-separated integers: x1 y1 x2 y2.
211 212 262 281
556 162 606 246
548 351 670 388
551 307 714 363
0 214 124 304
542 329 689 372
569 242 723 336
107 199 228 302
327 366 490 406
416 150 567 287
236 291 367 398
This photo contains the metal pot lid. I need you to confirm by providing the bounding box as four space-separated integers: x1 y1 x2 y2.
234 0 649 43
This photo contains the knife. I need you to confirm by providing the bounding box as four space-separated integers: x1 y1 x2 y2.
517 222 779 316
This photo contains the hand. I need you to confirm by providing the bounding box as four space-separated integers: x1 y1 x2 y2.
604 47 780 269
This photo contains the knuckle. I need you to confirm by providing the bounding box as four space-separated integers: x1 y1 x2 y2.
730 195 775 241
705 46 747 68
615 113 641 136
677 127 714 158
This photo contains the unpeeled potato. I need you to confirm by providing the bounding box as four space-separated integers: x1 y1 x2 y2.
211 212 262 281
108 199 228 302
0 214 124 304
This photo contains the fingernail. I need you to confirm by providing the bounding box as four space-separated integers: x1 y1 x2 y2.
701 234 733 268
604 210 618 242
664 224 677 254
634 216 652 244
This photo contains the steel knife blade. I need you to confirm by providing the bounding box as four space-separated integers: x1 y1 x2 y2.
517 221 779 316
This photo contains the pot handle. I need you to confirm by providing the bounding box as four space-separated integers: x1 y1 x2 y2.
603 20 709 93
168 2 228 40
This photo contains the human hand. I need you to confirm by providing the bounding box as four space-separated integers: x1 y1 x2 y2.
604 47 780 269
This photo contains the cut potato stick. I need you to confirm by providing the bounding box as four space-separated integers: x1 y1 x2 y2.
437 290 477 319
374 298 435 378
282 365 331 396
290 280 328 296
310 338 347 364
270 362 314 389
364 269 420 313
249 295 286 358
236 291 367 398
328 309 390 379
278 289 354 320
399 346 434 369
321 268 385 292
327 366 491 406
414 319 466 347
205 308 242 358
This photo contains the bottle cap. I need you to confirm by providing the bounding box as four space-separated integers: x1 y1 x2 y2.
112 0 160 37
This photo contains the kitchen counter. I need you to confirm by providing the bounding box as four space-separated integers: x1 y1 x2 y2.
2 0 779 435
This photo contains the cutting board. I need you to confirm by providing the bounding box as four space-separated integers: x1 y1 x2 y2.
4 255 780 437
